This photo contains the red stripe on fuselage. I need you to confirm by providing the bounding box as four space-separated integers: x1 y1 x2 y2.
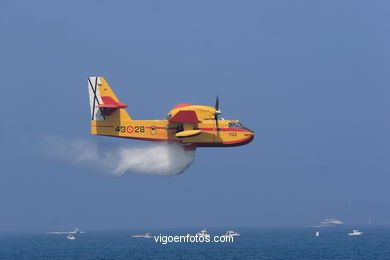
143 126 251 133
144 126 176 130
199 128 252 133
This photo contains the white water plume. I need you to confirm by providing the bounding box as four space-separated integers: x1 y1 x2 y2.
44 137 196 176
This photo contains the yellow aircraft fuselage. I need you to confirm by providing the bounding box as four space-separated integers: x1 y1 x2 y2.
88 77 254 149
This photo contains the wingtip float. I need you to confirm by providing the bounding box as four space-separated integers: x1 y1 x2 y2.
88 76 254 151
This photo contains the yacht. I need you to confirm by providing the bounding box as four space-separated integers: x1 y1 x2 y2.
67 233 76 240
47 228 85 234
223 230 240 237
196 229 210 237
320 218 343 227
348 230 363 236
131 233 152 238
315 231 320 237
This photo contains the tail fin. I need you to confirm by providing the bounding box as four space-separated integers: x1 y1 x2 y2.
87 76 131 121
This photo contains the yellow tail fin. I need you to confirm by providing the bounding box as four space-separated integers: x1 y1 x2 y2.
88 76 131 134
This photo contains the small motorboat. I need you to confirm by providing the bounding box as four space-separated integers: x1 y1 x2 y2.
131 233 152 238
196 229 210 237
223 230 241 237
348 230 364 236
67 233 76 240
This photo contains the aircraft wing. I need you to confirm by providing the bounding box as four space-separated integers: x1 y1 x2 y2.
46 231 69 234
169 110 200 123
169 111 202 138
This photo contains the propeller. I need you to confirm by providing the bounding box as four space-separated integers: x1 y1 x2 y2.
214 96 222 132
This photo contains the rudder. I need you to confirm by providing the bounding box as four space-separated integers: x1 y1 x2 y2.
88 76 132 121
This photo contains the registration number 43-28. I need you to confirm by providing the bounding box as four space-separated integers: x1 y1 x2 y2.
115 126 145 133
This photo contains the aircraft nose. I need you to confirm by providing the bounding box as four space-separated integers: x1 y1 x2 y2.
242 126 254 135
243 129 255 144
244 129 255 137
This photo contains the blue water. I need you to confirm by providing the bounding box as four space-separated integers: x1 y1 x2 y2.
0 227 389 259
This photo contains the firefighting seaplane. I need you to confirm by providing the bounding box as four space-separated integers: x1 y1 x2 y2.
88 77 254 150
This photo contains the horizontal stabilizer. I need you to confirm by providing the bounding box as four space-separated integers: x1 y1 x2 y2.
97 96 128 108
175 130 201 138
169 110 200 123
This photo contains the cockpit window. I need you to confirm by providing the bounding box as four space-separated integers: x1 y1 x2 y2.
228 122 243 128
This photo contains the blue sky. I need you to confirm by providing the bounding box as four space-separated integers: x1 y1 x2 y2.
0 0 388 231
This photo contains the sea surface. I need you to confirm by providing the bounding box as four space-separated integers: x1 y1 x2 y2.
0 227 389 259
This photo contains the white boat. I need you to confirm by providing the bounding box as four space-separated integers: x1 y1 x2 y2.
320 218 343 227
47 228 85 234
315 231 320 237
348 230 363 236
223 230 240 237
67 233 76 240
196 229 210 237
131 233 152 238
